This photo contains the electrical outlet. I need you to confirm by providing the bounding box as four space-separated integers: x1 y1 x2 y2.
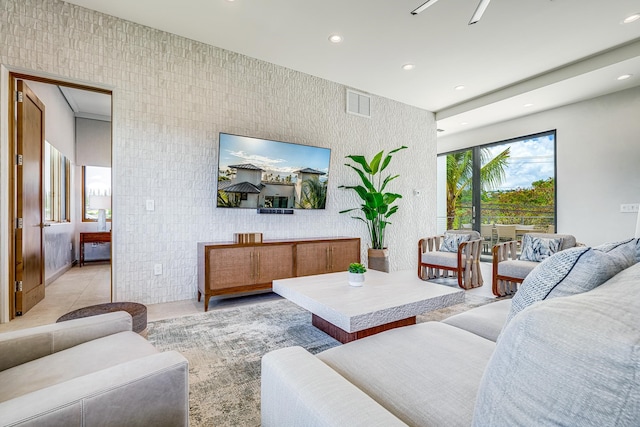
620 203 640 213
154 264 162 275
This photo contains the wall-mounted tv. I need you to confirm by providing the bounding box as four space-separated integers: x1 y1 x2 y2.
216 133 331 209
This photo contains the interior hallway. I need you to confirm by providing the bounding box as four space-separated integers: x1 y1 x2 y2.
0 262 496 334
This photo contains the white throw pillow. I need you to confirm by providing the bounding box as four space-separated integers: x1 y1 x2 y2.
439 232 471 253
519 234 562 262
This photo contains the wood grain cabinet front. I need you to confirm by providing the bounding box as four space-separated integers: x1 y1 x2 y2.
198 242 294 311
197 238 359 311
295 239 361 277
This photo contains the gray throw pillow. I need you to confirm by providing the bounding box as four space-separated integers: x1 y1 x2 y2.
519 234 562 262
439 232 470 253
472 263 640 427
505 238 638 325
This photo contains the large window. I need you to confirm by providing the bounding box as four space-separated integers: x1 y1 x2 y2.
44 141 70 222
438 131 556 257
83 166 111 222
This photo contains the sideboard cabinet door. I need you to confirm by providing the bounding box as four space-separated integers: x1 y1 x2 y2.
296 239 361 277
254 245 294 284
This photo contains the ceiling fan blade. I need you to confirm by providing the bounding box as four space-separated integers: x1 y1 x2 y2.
411 0 442 16
469 0 492 25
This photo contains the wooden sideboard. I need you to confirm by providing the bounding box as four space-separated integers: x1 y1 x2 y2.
197 237 360 311
79 232 111 267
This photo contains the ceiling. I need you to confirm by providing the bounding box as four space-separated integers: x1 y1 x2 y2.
59 86 111 120
62 0 640 135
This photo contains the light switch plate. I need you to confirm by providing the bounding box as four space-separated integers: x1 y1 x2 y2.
146 200 155 211
620 203 640 213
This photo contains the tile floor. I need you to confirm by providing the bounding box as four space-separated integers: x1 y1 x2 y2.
0 262 496 333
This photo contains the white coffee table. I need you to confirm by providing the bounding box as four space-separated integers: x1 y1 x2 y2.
272 269 465 343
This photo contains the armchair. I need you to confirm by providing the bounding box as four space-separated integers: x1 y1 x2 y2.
492 232 578 296
0 312 189 426
418 230 483 289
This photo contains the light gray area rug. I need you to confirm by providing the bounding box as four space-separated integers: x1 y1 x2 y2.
147 293 495 427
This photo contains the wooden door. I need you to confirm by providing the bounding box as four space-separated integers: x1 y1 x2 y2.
14 81 45 316
328 239 361 273
255 244 293 284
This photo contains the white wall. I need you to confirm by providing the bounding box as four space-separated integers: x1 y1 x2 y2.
0 0 437 307
26 81 75 161
438 86 640 246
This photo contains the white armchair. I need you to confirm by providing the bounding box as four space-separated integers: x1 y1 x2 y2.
418 230 483 289
492 232 578 296
0 312 189 426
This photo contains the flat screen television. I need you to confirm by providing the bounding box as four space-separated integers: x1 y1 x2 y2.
216 133 331 209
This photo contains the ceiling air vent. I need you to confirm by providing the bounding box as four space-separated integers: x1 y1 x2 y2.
346 89 371 118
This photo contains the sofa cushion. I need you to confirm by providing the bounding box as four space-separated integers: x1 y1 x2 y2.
506 239 638 324
317 322 495 427
496 259 538 280
421 251 458 268
519 234 562 262
442 299 512 342
473 262 640 427
439 232 471 253
0 331 158 402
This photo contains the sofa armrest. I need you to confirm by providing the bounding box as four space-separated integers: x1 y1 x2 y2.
0 350 189 426
0 312 132 372
262 346 408 427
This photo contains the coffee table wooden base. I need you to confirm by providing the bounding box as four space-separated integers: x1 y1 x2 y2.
312 313 416 344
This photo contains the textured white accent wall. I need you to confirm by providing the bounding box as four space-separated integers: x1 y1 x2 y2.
0 0 437 304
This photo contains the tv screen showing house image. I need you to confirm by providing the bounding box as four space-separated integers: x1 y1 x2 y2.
216 133 331 209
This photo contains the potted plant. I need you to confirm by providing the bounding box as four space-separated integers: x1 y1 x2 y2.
340 146 407 272
347 262 367 287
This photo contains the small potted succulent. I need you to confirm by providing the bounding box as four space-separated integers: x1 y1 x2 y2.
347 262 367 287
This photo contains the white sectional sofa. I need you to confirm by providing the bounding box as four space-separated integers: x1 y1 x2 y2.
0 311 189 426
262 239 640 427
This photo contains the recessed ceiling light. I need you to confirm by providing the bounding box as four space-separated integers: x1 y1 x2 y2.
460 122 468 126
617 74 633 80
454 85 465 91
623 13 640 24
523 103 534 108
328 34 343 43
402 64 415 71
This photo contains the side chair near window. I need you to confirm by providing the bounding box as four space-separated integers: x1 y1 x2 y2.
494 224 517 243
480 224 496 253
492 232 578 296
418 230 483 289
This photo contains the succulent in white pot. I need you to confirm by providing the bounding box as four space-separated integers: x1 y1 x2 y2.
347 263 367 287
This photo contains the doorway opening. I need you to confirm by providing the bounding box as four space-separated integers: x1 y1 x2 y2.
8 72 113 320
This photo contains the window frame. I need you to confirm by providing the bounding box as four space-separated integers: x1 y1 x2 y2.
82 165 112 223
44 141 71 223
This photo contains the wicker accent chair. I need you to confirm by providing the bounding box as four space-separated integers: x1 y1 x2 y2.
492 232 578 296
418 230 483 289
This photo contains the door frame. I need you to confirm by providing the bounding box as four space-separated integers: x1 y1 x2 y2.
1 67 113 323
